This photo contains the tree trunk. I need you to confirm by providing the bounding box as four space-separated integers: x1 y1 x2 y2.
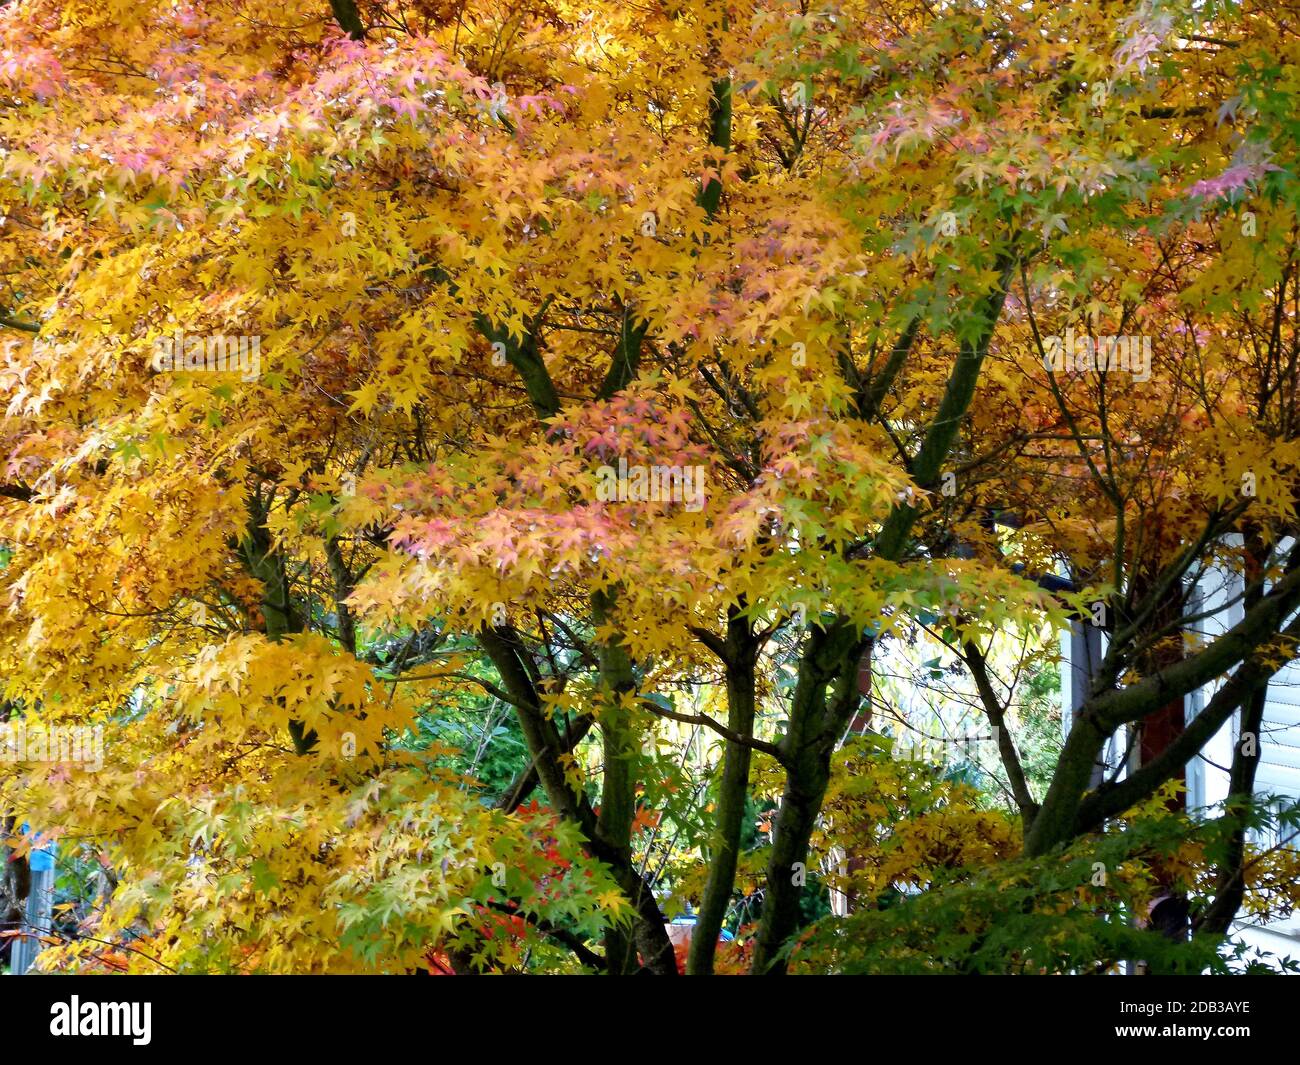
687 608 759 974
1199 532 1270 936
750 622 865 974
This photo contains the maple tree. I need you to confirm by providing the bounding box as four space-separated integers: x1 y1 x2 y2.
2 0 1300 976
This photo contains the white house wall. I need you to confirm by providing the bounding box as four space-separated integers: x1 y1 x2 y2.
1060 537 1300 962
1193 542 1299 953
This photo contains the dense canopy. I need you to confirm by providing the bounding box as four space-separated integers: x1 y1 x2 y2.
2 0 1300 975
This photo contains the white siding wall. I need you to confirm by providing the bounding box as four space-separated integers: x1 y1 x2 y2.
1061 540 1300 961
1191 542 1300 952
1257 669 1300 798
1186 557 1242 810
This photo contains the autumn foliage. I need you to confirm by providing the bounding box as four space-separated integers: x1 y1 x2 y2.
2 0 1300 974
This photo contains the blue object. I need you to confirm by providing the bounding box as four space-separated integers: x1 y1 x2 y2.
19 822 57 872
